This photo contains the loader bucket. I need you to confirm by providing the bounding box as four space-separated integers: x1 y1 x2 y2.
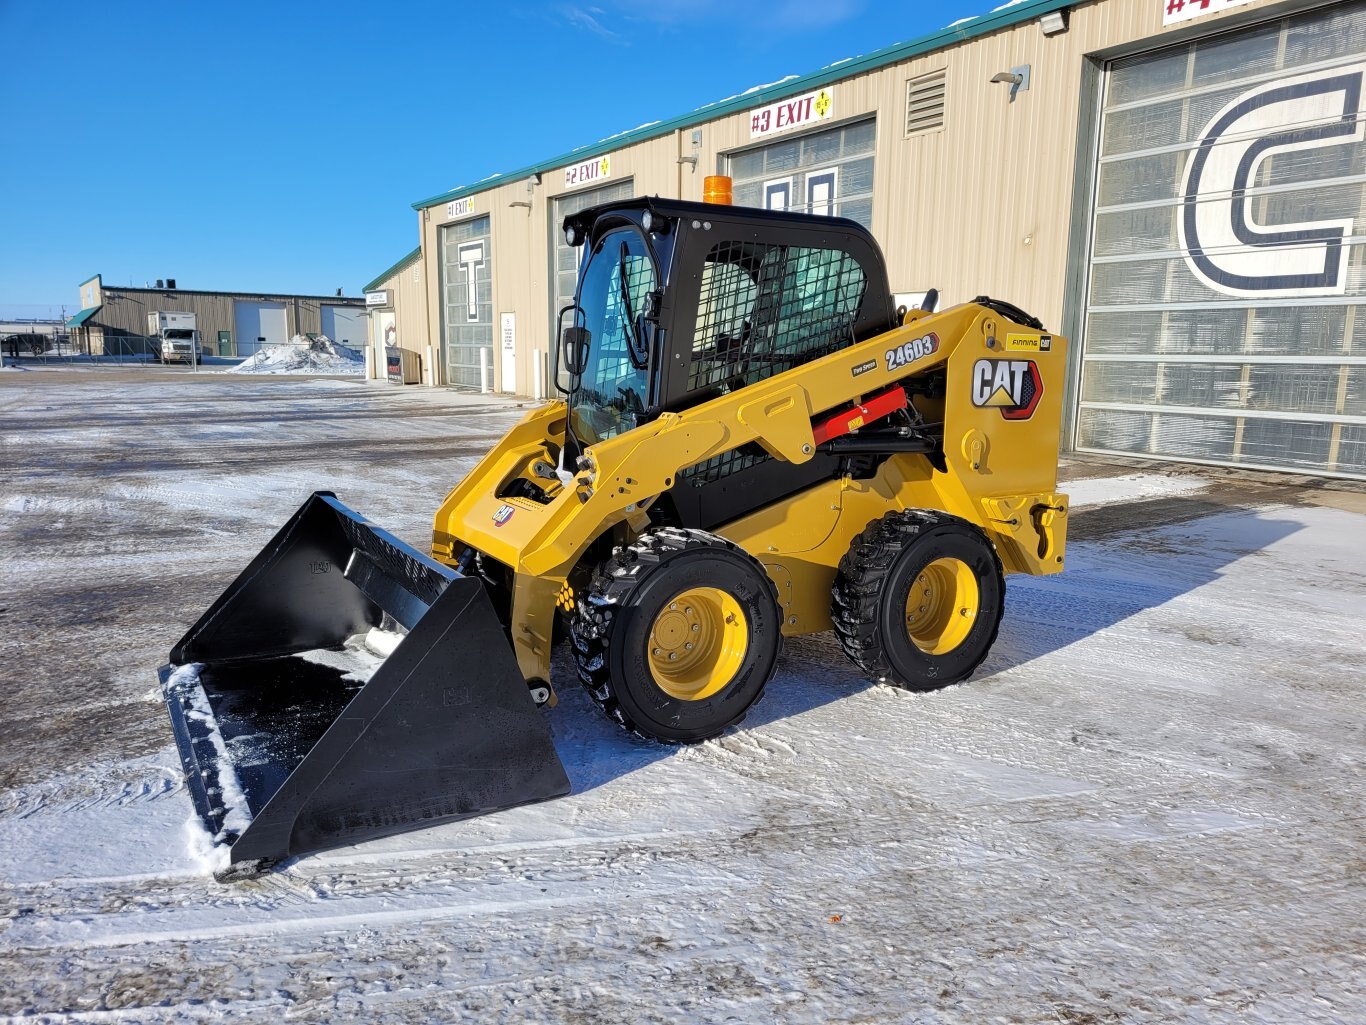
158 492 571 875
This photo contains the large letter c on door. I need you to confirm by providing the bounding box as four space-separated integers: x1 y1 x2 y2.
1179 64 1364 298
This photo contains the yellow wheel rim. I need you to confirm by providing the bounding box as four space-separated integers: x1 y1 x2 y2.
904 557 979 655
647 587 749 701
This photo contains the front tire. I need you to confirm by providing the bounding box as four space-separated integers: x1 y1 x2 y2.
832 510 1004 691
571 527 782 743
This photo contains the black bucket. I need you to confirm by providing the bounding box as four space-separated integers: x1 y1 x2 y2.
159 492 571 876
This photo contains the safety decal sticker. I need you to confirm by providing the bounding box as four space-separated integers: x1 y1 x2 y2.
971 359 1043 420
883 332 938 372
492 503 516 526
1005 332 1052 353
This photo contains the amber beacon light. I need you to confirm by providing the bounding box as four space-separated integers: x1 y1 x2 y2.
702 175 733 205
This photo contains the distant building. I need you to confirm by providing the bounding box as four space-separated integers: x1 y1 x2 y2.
67 275 369 358
362 249 431 383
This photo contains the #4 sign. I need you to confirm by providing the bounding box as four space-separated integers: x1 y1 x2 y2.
1162 0 1257 26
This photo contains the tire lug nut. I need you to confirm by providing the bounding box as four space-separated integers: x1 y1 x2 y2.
685 642 694 650
669 652 677 660
691 624 700 632
669 602 677 610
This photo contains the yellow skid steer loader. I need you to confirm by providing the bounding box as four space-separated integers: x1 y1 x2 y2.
160 184 1069 876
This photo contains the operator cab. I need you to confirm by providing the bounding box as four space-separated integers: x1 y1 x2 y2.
557 197 897 527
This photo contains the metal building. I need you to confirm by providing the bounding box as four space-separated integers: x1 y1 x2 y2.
68 275 369 358
362 249 431 383
392 0 1365 480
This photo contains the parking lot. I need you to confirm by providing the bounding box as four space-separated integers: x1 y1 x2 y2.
1 367 1363 1023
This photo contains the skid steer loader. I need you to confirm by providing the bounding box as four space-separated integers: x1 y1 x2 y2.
160 183 1069 876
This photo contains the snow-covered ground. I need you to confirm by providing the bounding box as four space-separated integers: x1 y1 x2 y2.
1 371 1363 1022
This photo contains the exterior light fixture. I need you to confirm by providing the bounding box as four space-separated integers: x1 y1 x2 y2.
1039 11 1068 35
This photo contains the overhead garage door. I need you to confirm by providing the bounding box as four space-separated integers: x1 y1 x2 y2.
441 215 493 389
727 118 875 228
1078 4 1366 478
233 301 288 356
552 178 634 325
320 305 368 348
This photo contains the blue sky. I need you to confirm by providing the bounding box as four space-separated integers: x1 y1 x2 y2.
1 0 996 318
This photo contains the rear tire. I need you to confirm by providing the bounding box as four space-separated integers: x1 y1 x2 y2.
832 510 1004 691
571 528 781 743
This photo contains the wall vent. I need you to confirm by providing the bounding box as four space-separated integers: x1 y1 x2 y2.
905 69 947 137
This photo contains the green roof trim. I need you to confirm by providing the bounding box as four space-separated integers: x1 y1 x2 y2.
363 247 423 293
66 305 101 327
411 0 1073 210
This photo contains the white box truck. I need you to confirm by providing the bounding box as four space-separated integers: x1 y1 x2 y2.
147 311 202 364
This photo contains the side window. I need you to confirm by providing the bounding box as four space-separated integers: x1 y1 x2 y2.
771 247 866 350
687 241 866 393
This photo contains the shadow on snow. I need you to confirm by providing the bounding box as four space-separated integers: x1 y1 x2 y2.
556 495 1303 796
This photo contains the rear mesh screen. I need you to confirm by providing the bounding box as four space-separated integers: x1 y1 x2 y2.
681 240 866 485
687 240 866 393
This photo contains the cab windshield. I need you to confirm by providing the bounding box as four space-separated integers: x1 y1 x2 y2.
567 227 656 446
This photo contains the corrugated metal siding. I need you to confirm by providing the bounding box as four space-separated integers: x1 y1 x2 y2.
373 254 430 353
420 133 679 388
415 0 1292 390
89 288 365 354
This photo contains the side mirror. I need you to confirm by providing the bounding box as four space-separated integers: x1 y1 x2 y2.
561 325 590 377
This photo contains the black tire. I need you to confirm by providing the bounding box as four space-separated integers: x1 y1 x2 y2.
832 510 1004 691
571 527 782 743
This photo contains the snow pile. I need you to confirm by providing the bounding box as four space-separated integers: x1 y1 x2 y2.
224 334 364 375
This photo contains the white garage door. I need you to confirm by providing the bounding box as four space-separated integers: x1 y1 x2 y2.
1078 5 1366 479
320 305 368 347
233 301 288 356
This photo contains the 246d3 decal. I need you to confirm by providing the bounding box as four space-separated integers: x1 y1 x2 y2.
971 359 1042 420
883 332 938 371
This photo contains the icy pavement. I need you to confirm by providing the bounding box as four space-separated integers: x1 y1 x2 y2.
1 371 1363 1022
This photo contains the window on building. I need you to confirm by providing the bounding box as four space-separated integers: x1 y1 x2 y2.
727 119 875 229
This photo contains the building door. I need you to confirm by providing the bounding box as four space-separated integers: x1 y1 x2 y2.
233 301 288 356
372 310 396 380
552 179 635 333
440 215 494 389
321 305 369 348
1078 5 1366 478
727 118 875 227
